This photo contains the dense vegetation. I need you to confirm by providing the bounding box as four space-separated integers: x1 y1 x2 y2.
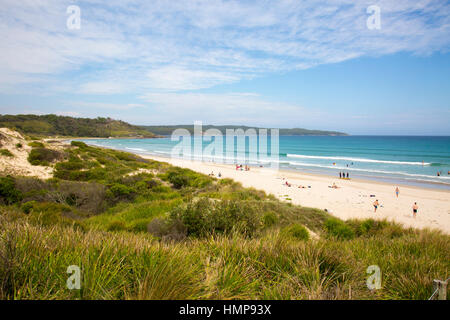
0 142 448 300
0 114 156 138
139 125 347 136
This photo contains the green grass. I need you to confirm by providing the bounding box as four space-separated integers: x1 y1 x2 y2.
0 143 448 300
0 149 13 157
0 209 448 300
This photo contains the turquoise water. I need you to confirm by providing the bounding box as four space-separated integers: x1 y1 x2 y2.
80 135 450 189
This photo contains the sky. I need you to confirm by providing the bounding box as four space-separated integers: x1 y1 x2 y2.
0 0 449 135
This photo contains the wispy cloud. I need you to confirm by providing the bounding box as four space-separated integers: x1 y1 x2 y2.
0 0 449 93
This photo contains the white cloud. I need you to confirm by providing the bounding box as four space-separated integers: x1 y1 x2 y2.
146 66 240 91
0 0 449 95
56 111 81 117
65 101 146 111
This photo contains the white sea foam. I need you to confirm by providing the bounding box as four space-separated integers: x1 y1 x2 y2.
287 161 450 180
287 154 430 166
125 147 147 152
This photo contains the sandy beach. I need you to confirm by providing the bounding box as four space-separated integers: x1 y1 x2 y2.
143 154 450 234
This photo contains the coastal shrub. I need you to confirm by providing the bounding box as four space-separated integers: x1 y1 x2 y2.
345 219 409 239
70 141 87 148
14 177 106 214
55 160 84 171
106 183 136 202
218 178 234 185
281 224 310 241
324 218 355 240
163 167 213 189
28 147 63 166
169 198 261 238
0 176 22 205
0 149 13 157
147 217 187 241
21 201 36 214
28 141 44 148
53 181 106 214
107 220 127 232
15 143 22 149
27 202 74 227
263 211 278 227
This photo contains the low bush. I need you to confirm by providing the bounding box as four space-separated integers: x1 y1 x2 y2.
0 176 22 205
163 167 213 189
147 217 187 241
281 224 309 240
263 211 278 227
27 202 76 227
169 198 262 238
15 143 22 149
28 147 63 166
107 220 127 232
324 218 355 240
21 201 36 214
28 141 44 148
0 149 13 157
106 183 136 202
70 141 88 148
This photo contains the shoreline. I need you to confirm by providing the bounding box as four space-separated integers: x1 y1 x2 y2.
140 153 450 234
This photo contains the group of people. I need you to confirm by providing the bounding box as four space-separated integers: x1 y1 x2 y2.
208 171 222 178
236 164 250 171
283 180 310 189
339 172 349 179
372 187 419 218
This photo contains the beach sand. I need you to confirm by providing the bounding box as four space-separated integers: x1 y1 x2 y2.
142 154 450 234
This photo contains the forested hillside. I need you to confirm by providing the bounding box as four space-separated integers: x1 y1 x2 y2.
0 114 156 138
140 125 347 136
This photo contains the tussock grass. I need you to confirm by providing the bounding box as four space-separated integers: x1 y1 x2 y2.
0 143 448 300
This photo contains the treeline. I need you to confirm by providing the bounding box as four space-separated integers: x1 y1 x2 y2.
0 114 156 138
139 125 347 136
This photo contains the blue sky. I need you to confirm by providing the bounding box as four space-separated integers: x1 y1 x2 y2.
0 0 449 135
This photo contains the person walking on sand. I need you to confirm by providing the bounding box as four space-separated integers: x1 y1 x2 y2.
395 187 400 198
373 199 379 213
339 172 342 179
412 202 418 218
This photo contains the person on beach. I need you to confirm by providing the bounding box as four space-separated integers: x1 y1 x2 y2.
412 202 418 218
373 199 379 212
395 187 399 198
339 172 342 179
346 172 349 179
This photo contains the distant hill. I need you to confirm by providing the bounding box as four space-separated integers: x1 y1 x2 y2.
0 114 156 138
139 125 347 136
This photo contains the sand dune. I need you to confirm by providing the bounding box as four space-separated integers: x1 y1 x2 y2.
143 155 450 234
0 128 53 179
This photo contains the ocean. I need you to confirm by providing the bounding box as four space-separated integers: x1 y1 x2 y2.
79 135 450 190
